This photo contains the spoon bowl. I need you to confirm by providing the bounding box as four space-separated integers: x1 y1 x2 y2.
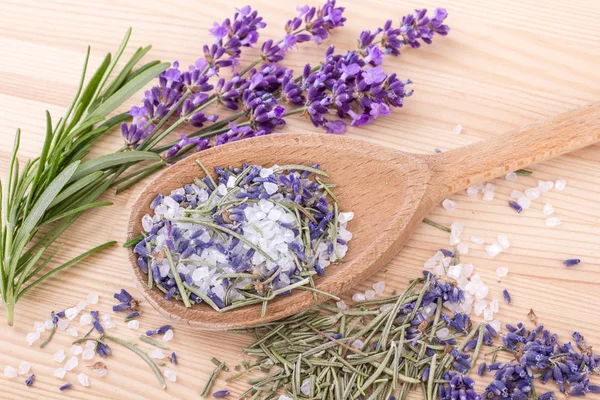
127 102 600 330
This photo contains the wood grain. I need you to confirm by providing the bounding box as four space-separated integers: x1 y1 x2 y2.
1 0 600 398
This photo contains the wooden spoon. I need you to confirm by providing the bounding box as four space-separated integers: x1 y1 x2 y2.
127 102 600 330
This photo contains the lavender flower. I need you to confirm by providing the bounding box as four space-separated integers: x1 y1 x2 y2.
96 342 111 358
112 289 138 312
563 258 581 267
502 289 511 304
59 383 72 391
90 310 104 334
213 389 231 398
170 352 177 365
25 374 35 387
508 200 523 213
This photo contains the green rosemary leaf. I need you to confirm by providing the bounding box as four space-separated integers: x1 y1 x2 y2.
53 47 89 137
70 151 161 182
98 111 130 130
139 335 168 349
42 201 112 226
17 241 116 301
40 323 57 349
48 171 104 208
422 217 451 233
88 61 169 121
514 169 533 176
102 45 152 99
123 235 144 248
201 360 226 397
115 162 163 194
123 60 162 84
27 112 53 209
273 165 330 177
13 247 46 294
22 245 62 285
164 248 191 308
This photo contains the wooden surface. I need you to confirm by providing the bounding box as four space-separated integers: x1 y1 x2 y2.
1 0 599 398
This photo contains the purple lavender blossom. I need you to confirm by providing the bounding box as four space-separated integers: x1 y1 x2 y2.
96 342 111 358
285 0 345 45
502 289 511 304
212 389 231 398
508 200 523 213
59 383 72 391
25 374 35 387
563 258 581 267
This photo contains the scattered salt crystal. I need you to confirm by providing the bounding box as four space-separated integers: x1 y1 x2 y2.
149 349 166 359
67 327 78 337
485 243 502 257
77 372 90 387
490 299 499 313
57 319 69 331
82 349 95 360
452 124 462 134
474 300 487 316
351 340 364 349
65 356 78 371
525 187 541 200
44 319 55 330
352 293 366 302
490 320 501 332
517 197 531 210
447 264 462 280
483 308 494 321
71 345 83 356
34 321 46 333
86 293 99 305
555 179 567 191
450 221 464 237
164 369 177 382
54 367 66 379
546 217 561 227
510 190 525 199
436 328 450 339
301 378 312 396
475 285 489 300
336 300 347 310
496 267 509 278
94 367 108 377
543 202 554 216
505 172 517 181
279 396 293 400
65 307 80 321
226 176 236 189
457 243 469 255
538 180 554 192
80 314 92 325
422 303 437 318
76 301 86 311
461 264 474 278
263 182 278 195
4 366 17 378
470 236 484 245
85 341 96 350
26 331 40 346
497 234 510 249
482 191 495 201
364 290 376 301
163 329 174 342
18 361 31 375
103 315 116 329
53 349 66 363
466 186 479 197
127 320 140 330
372 281 385 294
442 199 456 212
449 234 461 246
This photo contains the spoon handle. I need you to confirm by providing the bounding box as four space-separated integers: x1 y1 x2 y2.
426 101 600 197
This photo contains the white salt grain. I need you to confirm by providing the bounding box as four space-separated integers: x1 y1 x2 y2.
85 341 96 350
451 221 464 237
372 281 385 294
67 327 78 337
546 217 561 227
364 290 376 301
543 202 554 216
54 367 67 379
352 293 366 302
496 267 509 278
525 187 541 200
484 308 494 321
71 345 83 355
336 300 347 310
57 319 69 331
263 182 278 195
474 300 487 316
555 179 567 191
490 299 499 313
34 321 45 333
517 197 532 210
53 349 66 363
436 328 450 339
466 186 479 197
65 307 80 321
26 331 40 346
351 340 364 349
470 236 484 245
65 356 79 371
80 314 92 326
457 243 469 255
44 319 55 330
18 361 31 375
164 369 177 382
4 366 17 378
485 243 502 257
461 264 474 278
77 372 90 387
505 172 517 181
82 349 95 361
127 320 140 330
301 379 312 396
442 199 456 212
497 234 510 249
475 285 489 300
449 234 461 246
482 191 495 201
490 320 502 332
149 349 166 359
538 180 554 192
163 329 174 342
86 293 99 305
447 264 462 280
452 124 463 134
279 396 293 400
510 190 525 200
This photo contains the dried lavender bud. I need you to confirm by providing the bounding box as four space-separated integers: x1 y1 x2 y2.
477 362 486 376
439 248 453 257
212 389 231 398
25 374 35 387
508 200 523 213
502 289 511 304
59 383 72 391
563 258 581 267
170 352 177 365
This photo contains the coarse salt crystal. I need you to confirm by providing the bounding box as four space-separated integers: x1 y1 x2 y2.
474 300 487 316
461 264 474 278
85 341 96 350
65 307 79 321
71 345 83 356
482 191 495 201
452 124 462 134
451 221 464 237
352 293 366 302
44 319 55 330
475 285 489 300
82 349 95 360
364 290 376 301
543 202 554 216
470 236 484 245
301 379 312 396
57 319 69 331
490 320 501 332
335 300 347 310
351 340 364 349
149 349 166 359
77 372 90 387
485 243 502 257
546 217 561 227
127 320 140 330
422 303 437 318
53 349 66 363
372 281 385 294
226 176 236 188
442 199 456 212
555 179 567 191
18 361 31 375
65 356 78 371
449 234 461 246
4 366 17 378
54 367 66 379
163 329 174 342
436 328 450 339
94 368 108 377
447 264 462 280
497 234 510 249
483 308 494 321
516 197 531 210
538 180 554 192
34 321 45 333
76 301 86 311
67 327 78 337
164 369 177 382
86 293 99 305
80 314 92 325
457 242 469 255
505 172 517 181
466 186 479 197
496 267 509 278
510 190 525 199
525 187 541 200
490 299 499 313
263 182 278 195
26 331 40 346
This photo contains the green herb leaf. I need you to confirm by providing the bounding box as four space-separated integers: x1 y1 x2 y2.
70 152 161 182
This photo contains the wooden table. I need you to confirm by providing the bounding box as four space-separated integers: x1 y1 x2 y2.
1 0 599 398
